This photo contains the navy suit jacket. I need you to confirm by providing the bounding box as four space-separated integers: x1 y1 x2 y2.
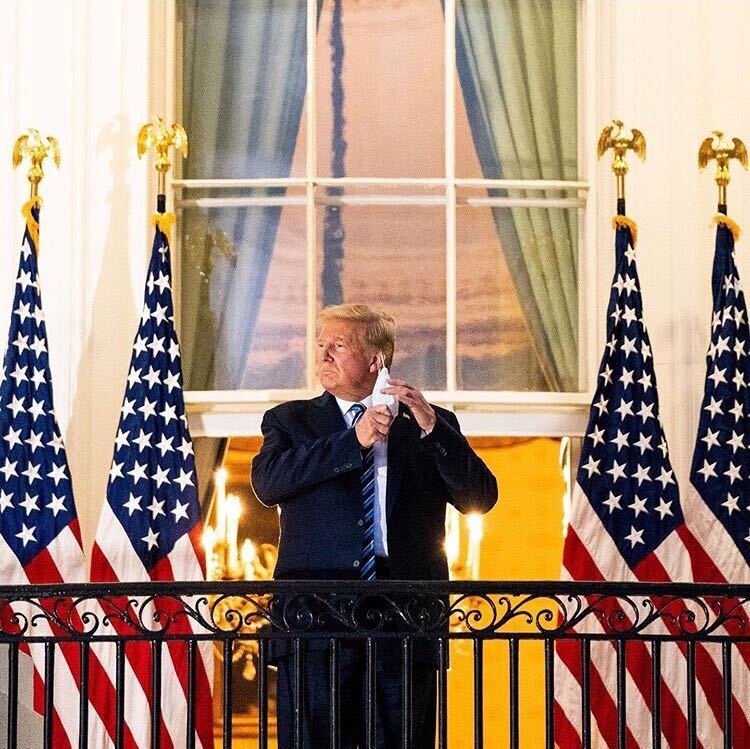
251 391 498 581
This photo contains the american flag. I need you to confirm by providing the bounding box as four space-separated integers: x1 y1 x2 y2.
555 218 749 748
0 203 89 746
88 215 213 749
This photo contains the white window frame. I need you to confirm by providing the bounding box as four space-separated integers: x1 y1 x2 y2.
154 0 600 438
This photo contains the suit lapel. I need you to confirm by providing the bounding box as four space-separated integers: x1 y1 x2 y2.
310 391 347 436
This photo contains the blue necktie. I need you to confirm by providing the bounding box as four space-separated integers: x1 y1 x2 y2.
349 403 377 580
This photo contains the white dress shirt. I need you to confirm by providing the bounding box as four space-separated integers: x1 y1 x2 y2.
336 396 389 557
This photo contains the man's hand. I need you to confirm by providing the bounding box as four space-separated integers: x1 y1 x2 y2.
354 405 394 448
380 378 437 433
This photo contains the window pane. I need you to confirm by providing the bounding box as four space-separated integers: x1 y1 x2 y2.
316 0 444 178
178 0 308 179
316 195 446 389
456 190 580 391
179 192 306 391
455 0 578 180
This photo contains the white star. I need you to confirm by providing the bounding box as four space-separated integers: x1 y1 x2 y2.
164 370 180 393
696 460 717 481
30 367 45 387
47 434 64 454
714 336 730 357
3 428 22 450
133 335 148 356
28 399 45 420
47 463 68 485
0 490 13 512
159 403 177 424
722 494 740 516
730 400 744 421
147 335 165 357
168 338 180 360
594 395 608 416
177 440 193 460
16 270 33 291
133 429 152 452
656 467 676 488
624 245 637 265
708 367 727 387
727 431 745 453
0 458 17 481
599 364 614 386
622 275 637 294
588 426 605 447
610 306 622 325
174 468 194 491
128 461 148 483
152 303 168 326
629 495 649 517
32 306 44 326
154 271 171 294
735 307 746 327
13 301 31 323
171 500 190 522
712 310 722 331
612 274 625 294
605 336 618 355
621 337 637 357
602 492 622 513
622 306 638 326
109 461 124 482
153 466 170 488
140 303 151 325
745 529 750 545
637 402 655 422
625 525 645 548
614 400 634 418
610 429 629 451
701 429 721 451
7 396 25 418
30 337 46 357
724 462 742 485
734 339 746 358
123 493 142 516
121 398 136 419
582 456 600 477
142 528 159 550
641 341 652 361
127 367 142 388
147 497 166 518
143 367 162 388
114 429 130 451
19 493 39 515
606 461 627 482
631 464 651 486
634 434 653 454
704 397 723 418
15 524 36 547
46 495 66 517
9 364 27 386
21 463 41 484
139 399 157 420
654 498 673 519
156 434 174 456
146 272 155 295
620 368 634 387
24 431 43 453
723 276 734 294
733 371 746 389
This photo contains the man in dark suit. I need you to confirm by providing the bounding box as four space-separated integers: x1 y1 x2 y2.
251 304 498 748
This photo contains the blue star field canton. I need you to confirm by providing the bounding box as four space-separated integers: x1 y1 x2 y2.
105 220 200 570
690 217 750 564
577 220 684 568
0 208 77 567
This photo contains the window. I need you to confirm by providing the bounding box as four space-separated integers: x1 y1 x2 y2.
174 0 594 437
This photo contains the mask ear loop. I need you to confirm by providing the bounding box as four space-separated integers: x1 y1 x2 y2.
379 352 386 370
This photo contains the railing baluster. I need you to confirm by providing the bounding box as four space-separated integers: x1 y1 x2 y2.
473 639 483 749
43 641 54 749
616 639 626 749
365 638 376 749
509 638 519 749
258 639 269 749
687 640 697 749
79 641 90 749
438 638 448 749
581 639 591 749
401 638 412 749
151 639 162 749
186 640 196 749
223 639 233 749
544 639 554 749
329 639 339 749
6 642 18 749
115 641 125 749
293 638 302 749
723 640 732 749
651 640 661 749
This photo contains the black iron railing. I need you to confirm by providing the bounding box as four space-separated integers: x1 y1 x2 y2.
1 580 750 749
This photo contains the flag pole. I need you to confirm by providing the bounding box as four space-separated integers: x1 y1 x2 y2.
137 117 188 215
698 131 748 215
597 119 646 217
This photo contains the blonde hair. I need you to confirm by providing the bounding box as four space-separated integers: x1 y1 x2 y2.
317 304 395 367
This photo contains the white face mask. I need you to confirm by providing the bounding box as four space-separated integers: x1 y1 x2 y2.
371 352 399 416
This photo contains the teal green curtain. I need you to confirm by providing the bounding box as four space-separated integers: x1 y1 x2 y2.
455 0 578 390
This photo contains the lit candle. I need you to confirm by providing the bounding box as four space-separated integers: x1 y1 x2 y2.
215 468 227 540
202 525 217 581
466 513 484 580
445 506 460 576
225 494 242 576
241 539 256 580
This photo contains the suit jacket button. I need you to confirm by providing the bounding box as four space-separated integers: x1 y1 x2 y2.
353 560 360 568
358 519 364 527
346 462 352 468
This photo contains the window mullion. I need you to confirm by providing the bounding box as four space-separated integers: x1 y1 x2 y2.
445 0 457 394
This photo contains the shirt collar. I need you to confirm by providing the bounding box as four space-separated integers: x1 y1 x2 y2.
335 394 373 417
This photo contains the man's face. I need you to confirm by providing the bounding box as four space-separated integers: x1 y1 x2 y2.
316 319 378 401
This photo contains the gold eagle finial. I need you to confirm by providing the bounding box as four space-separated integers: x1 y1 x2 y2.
137 117 188 195
698 130 747 206
12 129 61 198
597 120 646 201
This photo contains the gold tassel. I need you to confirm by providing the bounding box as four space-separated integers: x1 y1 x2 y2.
21 195 43 250
612 215 638 247
151 212 176 243
712 214 741 242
